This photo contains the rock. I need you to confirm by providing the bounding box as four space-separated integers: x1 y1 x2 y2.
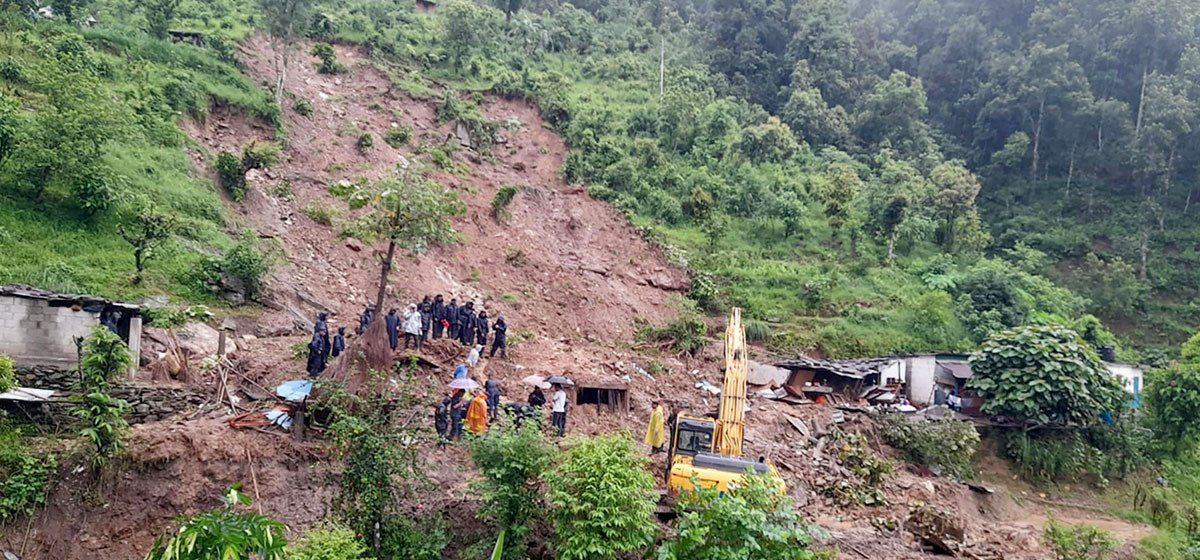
455 121 471 148
748 360 790 386
511 161 526 172
177 321 221 358
643 271 690 292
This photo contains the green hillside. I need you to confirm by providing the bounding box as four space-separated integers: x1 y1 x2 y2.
5 0 1200 360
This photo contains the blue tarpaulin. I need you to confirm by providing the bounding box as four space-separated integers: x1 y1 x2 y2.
276 380 314 402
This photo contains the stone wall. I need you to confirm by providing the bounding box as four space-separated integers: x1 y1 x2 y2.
10 367 206 425
15 365 79 390
0 295 102 369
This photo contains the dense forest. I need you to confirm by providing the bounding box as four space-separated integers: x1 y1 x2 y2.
2 0 1198 360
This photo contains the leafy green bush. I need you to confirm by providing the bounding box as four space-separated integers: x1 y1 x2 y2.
303 203 338 226
311 43 347 74
635 300 708 355
821 429 891 506
242 142 281 171
658 470 819 560
220 233 270 300
0 418 55 523
1042 512 1118 560
0 355 14 393
146 485 287 560
875 413 979 475
1146 360 1200 456
544 432 658 560
355 132 374 155
293 98 314 118
80 326 131 391
969 324 1126 425
745 320 771 343
215 150 247 201
384 126 411 148
71 391 130 472
491 185 519 223
467 415 555 559
1004 431 1102 483
286 523 371 560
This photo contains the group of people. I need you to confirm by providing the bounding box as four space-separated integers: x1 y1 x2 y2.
358 295 509 358
306 312 346 377
433 380 571 444
304 293 513 378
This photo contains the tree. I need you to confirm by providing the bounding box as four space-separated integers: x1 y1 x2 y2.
968 324 1127 425
0 94 18 168
80 325 131 391
119 210 174 285
72 390 130 473
330 166 465 310
773 189 806 240
733 116 799 163
468 414 555 559
258 0 313 105
930 162 980 253
545 433 658 560
1145 331 1200 456
819 162 861 246
145 485 287 560
881 194 909 262
656 470 819 560
853 71 935 158
496 0 523 22
442 0 499 71
144 0 182 40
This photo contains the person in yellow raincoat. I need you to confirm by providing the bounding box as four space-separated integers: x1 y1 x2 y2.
466 391 489 434
645 399 665 454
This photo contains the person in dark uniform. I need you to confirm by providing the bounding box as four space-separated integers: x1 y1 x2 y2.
431 294 446 339
419 297 433 344
434 397 450 448
306 328 329 377
384 308 400 350
458 302 476 346
475 310 489 347
331 326 346 357
358 304 375 334
313 312 329 336
485 378 501 421
490 316 508 358
446 298 460 340
448 389 466 441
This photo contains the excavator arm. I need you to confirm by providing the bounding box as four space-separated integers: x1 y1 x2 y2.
713 307 747 457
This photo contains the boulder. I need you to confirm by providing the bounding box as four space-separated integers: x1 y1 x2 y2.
177 321 221 359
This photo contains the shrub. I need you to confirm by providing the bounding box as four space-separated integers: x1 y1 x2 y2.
1004 431 1102 482
544 433 658 560
311 43 347 74
215 150 247 201
80 326 131 391
293 98 313 118
385 126 412 148
821 429 891 506
0 356 14 393
286 523 370 560
220 233 270 300
468 415 555 559
969 324 1127 425
657 470 819 560
242 142 281 171
71 391 131 473
1042 512 1118 560
875 413 979 475
303 203 338 226
356 132 374 155
146 485 287 560
745 321 771 343
491 185 519 223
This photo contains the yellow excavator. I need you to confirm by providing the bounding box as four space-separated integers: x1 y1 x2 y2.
665 307 785 493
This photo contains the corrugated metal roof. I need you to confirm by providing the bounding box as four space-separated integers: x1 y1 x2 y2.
774 356 894 380
938 361 973 379
0 284 140 311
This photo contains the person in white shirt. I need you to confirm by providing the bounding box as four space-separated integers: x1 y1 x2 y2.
551 384 568 437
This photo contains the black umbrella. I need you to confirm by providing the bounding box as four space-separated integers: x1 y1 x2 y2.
544 376 574 386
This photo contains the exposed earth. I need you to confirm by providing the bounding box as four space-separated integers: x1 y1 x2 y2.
0 38 1155 560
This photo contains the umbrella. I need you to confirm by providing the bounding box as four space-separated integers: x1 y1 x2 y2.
545 376 574 386
449 378 480 390
521 375 551 389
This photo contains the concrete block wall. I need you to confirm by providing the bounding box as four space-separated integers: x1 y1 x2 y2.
0 295 101 369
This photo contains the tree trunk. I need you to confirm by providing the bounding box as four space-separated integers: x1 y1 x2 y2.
1186 188 1193 214
1030 98 1044 178
133 249 144 284
375 239 397 310
887 230 897 262
1138 226 1149 280
1065 143 1076 200
1134 64 1148 141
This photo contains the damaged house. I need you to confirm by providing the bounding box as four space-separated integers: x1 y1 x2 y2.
769 354 983 413
0 284 142 377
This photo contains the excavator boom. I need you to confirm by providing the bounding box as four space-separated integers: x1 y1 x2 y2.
713 307 747 456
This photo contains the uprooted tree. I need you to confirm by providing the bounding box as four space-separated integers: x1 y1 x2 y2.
330 162 466 311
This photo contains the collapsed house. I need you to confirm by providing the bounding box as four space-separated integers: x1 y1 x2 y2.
765 354 982 413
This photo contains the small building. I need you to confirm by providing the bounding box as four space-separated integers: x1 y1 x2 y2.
0 285 142 376
775 356 895 403
574 379 629 413
1105 362 1144 408
415 0 437 13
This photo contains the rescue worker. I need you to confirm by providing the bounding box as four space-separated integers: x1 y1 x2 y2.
434 397 450 448
466 391 489 434
490 316 508 358
306 328 329 377
645 399 666 454
419 297 433 344
403 304 422 350
551 383 568 437
313 311 329 336
485 378 501 421
528 386 546 407
331 326 346 357
468 344 483 368
384 308 400 351
445 298 460 339
358 304 375 334
431 294 446 338
458 302 476 346
476 310 489 347
448 389 466 441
